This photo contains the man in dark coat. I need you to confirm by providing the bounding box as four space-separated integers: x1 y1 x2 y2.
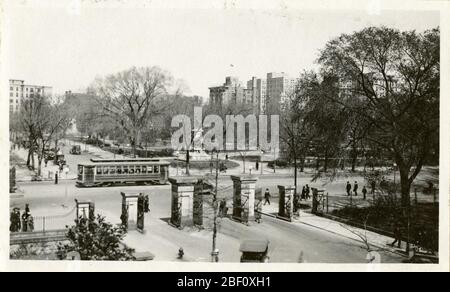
305 185 311 200
353 181 359 196
346 182 352 196
264 189 271 205
362 186 368 200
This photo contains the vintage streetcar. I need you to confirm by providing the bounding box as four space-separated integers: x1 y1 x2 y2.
76 158 170 187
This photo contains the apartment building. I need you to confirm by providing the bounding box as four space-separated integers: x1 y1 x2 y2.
9 79 53 113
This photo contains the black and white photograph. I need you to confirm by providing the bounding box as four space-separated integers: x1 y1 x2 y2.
1 0 448 272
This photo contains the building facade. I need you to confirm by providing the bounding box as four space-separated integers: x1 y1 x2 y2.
265 72 297 115
209 72 297 115
209 76 245 108
9 79 53 113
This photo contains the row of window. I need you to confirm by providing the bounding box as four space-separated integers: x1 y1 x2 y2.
10 92 35 98
10 87 40 93
78 165 162 176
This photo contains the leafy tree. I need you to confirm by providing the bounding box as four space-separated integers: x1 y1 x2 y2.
57 215 135 261
318 27 440 207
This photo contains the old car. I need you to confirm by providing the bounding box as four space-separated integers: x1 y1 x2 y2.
239 239 270 263
70 145 81 155
54 153 66 165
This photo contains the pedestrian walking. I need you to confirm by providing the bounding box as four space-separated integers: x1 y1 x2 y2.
301 186 306 200
353 181 359 196
44 157 48 167
27 212 34 232
256 161 259 171
305 184 311 200
346 181 352 196
64 166 69 178
390 221 402 248
264 188 271 205
362 186 367 200
55 171 59 184
10 209 20 232
14 208 21 232
21 212 29 232
371 180 376 194
219 199 226 217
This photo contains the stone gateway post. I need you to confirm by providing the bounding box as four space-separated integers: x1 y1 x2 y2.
169 177 198 229
231 175 258 224
277 185 295 221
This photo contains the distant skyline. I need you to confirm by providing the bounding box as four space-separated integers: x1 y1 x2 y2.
4 1 439 99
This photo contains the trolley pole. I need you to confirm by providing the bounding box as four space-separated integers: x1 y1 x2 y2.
211 150 219 262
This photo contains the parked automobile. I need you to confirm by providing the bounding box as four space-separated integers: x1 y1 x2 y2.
239 239 270 263
54 154 66 165
44 151 55 160
70 145 81 155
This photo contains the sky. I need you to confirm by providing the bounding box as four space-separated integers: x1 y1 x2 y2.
4 0 440 99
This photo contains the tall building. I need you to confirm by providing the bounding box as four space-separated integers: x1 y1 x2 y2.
265 72 297 115
209 76 245 108
209 73 297 115
9 79 53 113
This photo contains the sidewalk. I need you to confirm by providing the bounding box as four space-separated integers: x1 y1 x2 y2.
11 147 77 182
259 202 407 257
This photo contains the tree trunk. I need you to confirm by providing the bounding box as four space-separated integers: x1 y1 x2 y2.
27 149 32 166
324 150 329 172
351 145 357 172
31 151 35 170
399 166 411 208
37 157 42 177
294 158 298 195
186 148 190 175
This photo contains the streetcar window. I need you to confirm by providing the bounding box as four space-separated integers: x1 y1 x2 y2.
142 166 147 173
117 166 122 174
110 166 116 175
154 166 160 173
96 167 102 175
123 166 129 174
148 165 153 173
103 167 109 175
78 165 83 175
129 166 135 174
135 166 141 174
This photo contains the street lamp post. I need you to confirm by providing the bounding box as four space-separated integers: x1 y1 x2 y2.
211 149 219 262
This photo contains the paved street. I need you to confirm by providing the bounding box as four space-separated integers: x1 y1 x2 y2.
11 179 404 263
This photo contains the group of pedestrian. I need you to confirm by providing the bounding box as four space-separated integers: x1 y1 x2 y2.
346 181 369 199
300 185 311 201
10 204 34 233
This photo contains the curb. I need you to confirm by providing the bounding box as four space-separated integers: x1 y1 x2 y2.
259 211 407 258
16 178 77 183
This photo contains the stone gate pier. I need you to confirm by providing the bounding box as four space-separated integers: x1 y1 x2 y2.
231 175 258 224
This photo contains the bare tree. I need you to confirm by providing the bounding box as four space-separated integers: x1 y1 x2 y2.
90 66 177 157
18 95 72 176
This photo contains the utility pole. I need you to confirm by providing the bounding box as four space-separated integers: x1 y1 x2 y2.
211 149 219 262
